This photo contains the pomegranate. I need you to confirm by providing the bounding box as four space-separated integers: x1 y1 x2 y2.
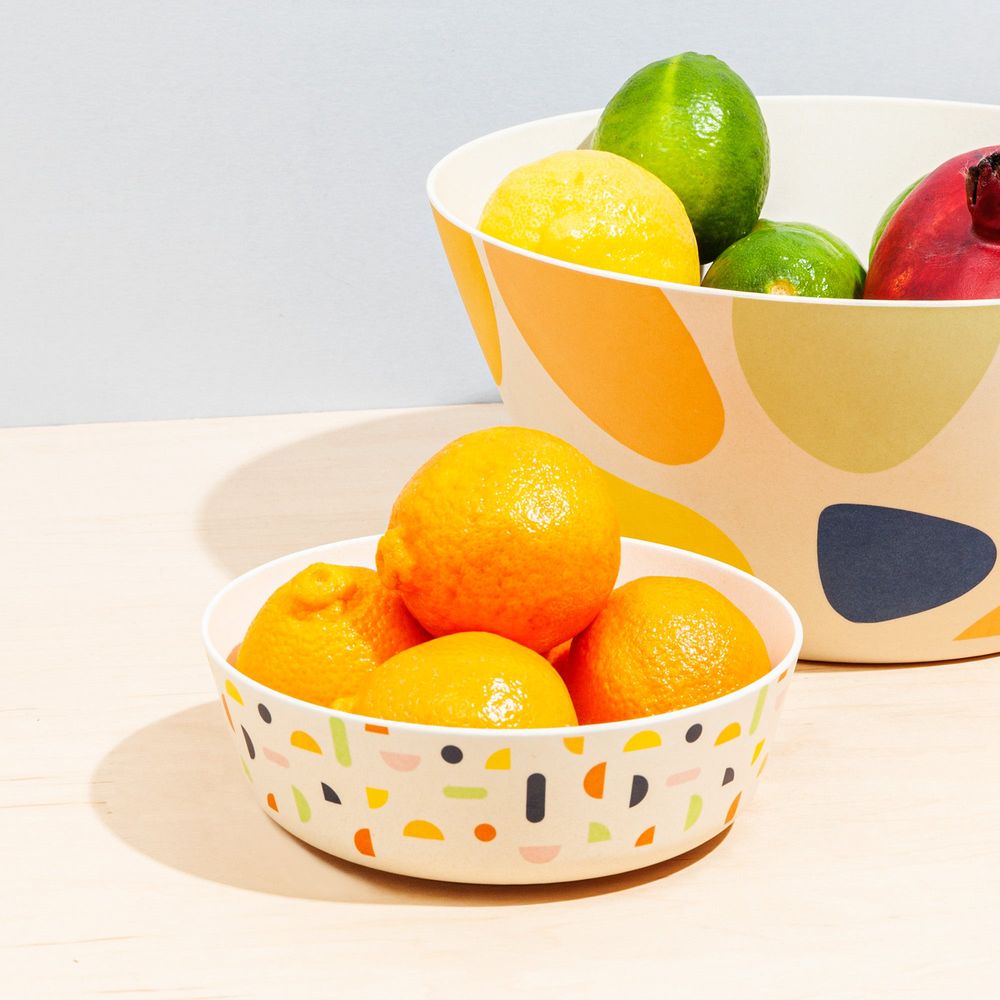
865 146 1000 300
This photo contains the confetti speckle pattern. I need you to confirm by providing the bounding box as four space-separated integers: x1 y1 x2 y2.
404 820 445 840
216 659 793 883
583 762 606 799
262 747 290 768
381 751 421 772
290 730 322 754
209 525 799 885
624 730 662 752
484 748 510 770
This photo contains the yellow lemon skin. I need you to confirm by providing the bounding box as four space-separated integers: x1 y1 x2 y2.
479 149 700 284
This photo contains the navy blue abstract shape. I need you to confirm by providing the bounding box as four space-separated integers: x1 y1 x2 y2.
629 775 649 808
525 773 546 823
818 504 996 623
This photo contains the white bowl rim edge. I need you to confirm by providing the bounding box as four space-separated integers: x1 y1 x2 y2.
426 95 1000 309
201 534 805 740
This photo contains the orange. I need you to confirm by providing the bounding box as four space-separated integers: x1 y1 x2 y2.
376 426 621 653
352 632 578 728
236 563 429 706
546 639 573 675
563 576 770 723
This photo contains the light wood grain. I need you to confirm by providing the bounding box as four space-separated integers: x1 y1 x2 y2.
2 404 997 999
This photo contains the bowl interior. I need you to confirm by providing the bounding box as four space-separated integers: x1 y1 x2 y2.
430 96 1000 261
204 536 802 713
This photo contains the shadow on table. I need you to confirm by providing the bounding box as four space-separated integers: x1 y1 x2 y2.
91 702 730 907
195 405 502 578
796 651 998 673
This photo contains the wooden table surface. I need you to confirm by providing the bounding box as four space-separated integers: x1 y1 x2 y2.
4 403 997 999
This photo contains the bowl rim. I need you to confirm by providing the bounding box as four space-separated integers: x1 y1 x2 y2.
426 95 1000 308
202 534 805 739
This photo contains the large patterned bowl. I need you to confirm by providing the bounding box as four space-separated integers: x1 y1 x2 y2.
203 536 802 884
428 96 1000 663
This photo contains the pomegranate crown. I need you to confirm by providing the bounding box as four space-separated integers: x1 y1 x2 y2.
965 150 1000 239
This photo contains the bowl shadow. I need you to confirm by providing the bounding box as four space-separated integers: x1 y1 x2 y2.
796 649 1000 673
195 405 504 578
91 701 732 906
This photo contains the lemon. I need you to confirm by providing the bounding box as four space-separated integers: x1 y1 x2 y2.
478 149 699 283
594 52 770 263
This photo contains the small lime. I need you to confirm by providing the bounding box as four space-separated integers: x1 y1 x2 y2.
702 220 865 298
593 52 770 263
869 176 924 263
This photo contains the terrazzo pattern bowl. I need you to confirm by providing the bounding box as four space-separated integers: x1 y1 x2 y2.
203 535 802 885
428 96 1000 662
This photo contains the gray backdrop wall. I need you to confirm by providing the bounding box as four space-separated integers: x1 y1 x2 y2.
1 1 989 426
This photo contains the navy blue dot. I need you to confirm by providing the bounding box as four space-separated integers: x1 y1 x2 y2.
241 725 255 760
441 745 463 764
321 782 341 804
257 703 272 723
685 723 703 743
722 767 735 786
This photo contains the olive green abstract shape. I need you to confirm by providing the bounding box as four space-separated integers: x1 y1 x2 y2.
734 299 1000 473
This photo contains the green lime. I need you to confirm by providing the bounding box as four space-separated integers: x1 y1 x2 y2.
869 176 924 263
702 220 866 298
593 52 770 263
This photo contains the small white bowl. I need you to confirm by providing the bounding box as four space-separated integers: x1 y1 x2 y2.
203 535 802 884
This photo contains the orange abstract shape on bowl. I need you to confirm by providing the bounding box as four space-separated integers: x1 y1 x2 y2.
600 470 752 574
484 244 724 465
955 604 1000 640
432 208 501 384
733 298 1000 473
404 820 445 841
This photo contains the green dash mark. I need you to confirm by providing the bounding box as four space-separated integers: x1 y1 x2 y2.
292 786 311 823
329 717 352 766
443 786 488 799
684 794 703 830
749 685 768 735
241 759 252 783
587 822 611 843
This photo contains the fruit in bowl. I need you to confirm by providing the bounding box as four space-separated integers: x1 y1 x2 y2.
865 146 1000 300
703 220 866 298
478 149 699 283
473 50 1000 303
226 426 775 730
474 50 870 299
204 426 803 883
592 51 770 263
430 89 1000 663
204 529 801 884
